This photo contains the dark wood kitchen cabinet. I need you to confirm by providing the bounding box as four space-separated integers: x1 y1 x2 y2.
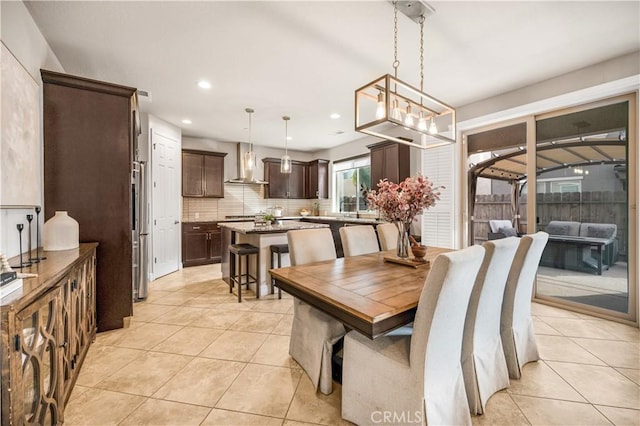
263 158 329 199
307 159 329 199
182 222 222 267
182 150 227 198
368 141 410 186
42 69 135 332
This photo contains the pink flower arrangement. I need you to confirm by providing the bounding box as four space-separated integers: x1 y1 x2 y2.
367 174 443 225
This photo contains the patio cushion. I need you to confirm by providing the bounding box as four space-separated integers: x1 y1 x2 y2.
581 223 616 240
546 223 570 235
499 227 517 237
546 221 580 236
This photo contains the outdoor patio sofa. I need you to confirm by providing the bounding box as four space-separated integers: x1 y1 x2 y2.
539 220 618 274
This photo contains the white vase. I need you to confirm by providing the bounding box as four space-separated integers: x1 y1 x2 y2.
43 211 79 251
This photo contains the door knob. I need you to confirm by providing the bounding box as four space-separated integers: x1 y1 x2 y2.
174 220 180 224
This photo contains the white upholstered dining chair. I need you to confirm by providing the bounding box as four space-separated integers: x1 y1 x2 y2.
287 228 345 395
339 225 380 257
376 222 397 251
500 231 549 379
462 237 519 415
341 245 485 426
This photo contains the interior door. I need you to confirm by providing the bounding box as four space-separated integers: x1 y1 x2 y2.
151 128 181 279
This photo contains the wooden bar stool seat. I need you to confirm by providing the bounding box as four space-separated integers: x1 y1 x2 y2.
229 243 260 303
269 244 288 299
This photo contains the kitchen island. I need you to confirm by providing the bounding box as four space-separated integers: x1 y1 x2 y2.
219 221 329 296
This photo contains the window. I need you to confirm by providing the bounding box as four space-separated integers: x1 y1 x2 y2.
334 156 371 213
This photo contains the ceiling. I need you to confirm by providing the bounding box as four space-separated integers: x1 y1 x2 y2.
24 1 640 152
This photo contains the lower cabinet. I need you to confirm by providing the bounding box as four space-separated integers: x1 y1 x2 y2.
1 244 97 425
182 222 221 267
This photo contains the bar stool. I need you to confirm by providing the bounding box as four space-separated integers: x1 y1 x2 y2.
229 243 260 303
269 244 288 299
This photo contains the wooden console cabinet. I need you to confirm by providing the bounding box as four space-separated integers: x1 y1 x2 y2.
182 222 222 267
1 244 97 425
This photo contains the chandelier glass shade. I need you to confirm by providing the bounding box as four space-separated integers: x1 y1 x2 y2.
281 116 292 174
354 1 456 150
243 107 256 181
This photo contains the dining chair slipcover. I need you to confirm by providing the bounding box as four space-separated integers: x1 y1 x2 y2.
339 225 380 257
341 245 485 426
376 222 398 251
500 231 549 379
287 228 345 395
462 237 519 414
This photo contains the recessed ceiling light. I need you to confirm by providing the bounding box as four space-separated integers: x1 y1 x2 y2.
182 119 192 124
286 136 293 141
197 80 212 89
330 113 340 119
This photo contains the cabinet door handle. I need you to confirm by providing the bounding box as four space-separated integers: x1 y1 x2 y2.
60 341 67 349
192 226 201 230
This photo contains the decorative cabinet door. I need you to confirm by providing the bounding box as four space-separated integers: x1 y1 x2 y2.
14 287 63 425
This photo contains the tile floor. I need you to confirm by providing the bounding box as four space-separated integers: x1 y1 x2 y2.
65 264 640 425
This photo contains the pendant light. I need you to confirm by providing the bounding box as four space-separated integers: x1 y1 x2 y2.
244 108 256 181
281 116 292 174
354 1 456 149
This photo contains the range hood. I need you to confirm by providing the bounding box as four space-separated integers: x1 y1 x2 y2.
225 142 269 185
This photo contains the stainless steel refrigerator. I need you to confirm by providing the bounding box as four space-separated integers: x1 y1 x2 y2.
132 160 150 301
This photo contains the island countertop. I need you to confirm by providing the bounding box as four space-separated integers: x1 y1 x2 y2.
218 221 329 234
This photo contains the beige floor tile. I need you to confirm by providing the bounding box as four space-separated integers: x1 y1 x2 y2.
229 311 285 333
539 317 621 340
507 361 586 402
200 330 269 362
151 326 224 356
144 289 174 303
536 335 606 365
531 303 582 318
63 388 146 425
585 320 640 343
532 317 562 335
179 280 221 293
471 391 529 425
547 361 640 409
153 357 245 407
273 314 294 336
202 408 283 425
595 405 640 426
212 299 260 311
96 351 192 396
286 374 348 425
75 344 144 386
98 322 183 350
133 303 177 322
251 334 299 369
184 293 239 308
616 368 640 385
67 384 90 402
511 394 611 425
189 309 247 329
573 338 640 369
150 306 209 326
119 398 211 425
152 291 200 306
283 421 323 426
217 363 302 418
251 298 294 314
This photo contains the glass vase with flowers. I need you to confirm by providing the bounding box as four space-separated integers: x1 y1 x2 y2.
367 174 443 258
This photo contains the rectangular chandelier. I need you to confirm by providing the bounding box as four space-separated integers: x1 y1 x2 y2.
355 73 456 149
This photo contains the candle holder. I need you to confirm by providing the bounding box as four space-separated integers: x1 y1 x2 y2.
11 224 32 270
31 206 47 262
26 214 37 264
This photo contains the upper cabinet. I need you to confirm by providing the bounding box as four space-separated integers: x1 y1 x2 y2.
263 158 329 199
368 141 410 186
307 159 329 199
182 150 227 198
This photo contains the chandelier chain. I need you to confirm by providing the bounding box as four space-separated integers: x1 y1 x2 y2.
419 15 425 92
392 0 399 78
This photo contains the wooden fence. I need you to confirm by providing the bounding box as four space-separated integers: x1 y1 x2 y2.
473 191 628 258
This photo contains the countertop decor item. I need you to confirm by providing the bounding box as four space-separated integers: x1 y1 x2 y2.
31 206 46 261
367 174 442 258
354 1 455 150
43 211 79 251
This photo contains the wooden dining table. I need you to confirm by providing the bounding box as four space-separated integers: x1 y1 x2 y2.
269 247 452 339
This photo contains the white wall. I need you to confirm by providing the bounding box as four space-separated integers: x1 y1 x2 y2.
0 1 64 258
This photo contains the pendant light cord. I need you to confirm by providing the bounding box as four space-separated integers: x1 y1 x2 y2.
284 118 288 155
392 0 399 79
419 15 425 92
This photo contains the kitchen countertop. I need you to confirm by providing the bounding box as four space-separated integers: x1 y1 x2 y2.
218 221 329 234
186 216 385 225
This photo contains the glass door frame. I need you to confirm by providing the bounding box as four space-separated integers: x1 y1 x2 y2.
461 93 637 325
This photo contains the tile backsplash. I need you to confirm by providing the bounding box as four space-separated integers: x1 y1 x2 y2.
182 185 333 222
